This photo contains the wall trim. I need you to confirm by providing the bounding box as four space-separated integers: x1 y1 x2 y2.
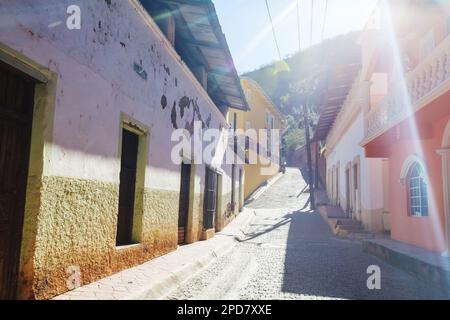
443 120 450 148
399 154 428 186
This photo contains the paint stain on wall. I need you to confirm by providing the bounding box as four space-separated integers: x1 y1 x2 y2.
171 102 178 129
179 96 191 118
163 64 170 76
161 95 168 109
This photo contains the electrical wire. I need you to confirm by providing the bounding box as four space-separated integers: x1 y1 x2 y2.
297 0 302 51
309 0 314 47
321 0 329 43
265 0 283 61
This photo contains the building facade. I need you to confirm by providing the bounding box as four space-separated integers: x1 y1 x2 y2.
362 0 450 253
324 68 390 233
229 78 283 200
0 0 247 299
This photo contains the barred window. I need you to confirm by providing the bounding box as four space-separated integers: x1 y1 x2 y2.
407 162 428 217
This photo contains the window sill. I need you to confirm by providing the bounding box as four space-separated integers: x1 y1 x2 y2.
408 215 429 219
115 243 142 251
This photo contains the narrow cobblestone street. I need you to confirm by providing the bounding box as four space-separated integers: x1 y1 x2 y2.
167 168 449 300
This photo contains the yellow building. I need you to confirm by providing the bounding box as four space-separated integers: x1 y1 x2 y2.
227 78 284 200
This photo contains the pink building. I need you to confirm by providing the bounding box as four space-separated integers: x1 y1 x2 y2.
362 0 450 253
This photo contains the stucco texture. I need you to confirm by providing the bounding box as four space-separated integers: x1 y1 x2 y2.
19 176 183 300
0 0 239 300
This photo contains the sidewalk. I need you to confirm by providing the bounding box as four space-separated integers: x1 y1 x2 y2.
53 208 255 300
244 172 284 204
363 238 450 293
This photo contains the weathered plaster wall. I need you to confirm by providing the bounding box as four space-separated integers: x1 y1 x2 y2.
238 79 282 199
0 0 239 299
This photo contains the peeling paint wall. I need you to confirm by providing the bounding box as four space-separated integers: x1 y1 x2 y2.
0 0 243 299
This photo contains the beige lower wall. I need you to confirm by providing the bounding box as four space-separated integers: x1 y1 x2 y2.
244 163 278 199
217 191 237 231
18 174 238 300
18 171 242 300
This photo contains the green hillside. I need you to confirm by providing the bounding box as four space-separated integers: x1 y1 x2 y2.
243 32 361 162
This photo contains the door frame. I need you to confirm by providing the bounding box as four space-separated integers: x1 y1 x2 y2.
215 172 223 232
0 43 56 299
203 166 218 231
345 164 351 218
177 161 192 245
238 168 243 212
352 156 362 221
178 154 196 244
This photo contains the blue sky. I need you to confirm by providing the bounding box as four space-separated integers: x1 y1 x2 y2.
213 0 378 74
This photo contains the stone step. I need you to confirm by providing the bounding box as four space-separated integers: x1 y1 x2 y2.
347 232 375 241
336 219 361 226
337 224 365 232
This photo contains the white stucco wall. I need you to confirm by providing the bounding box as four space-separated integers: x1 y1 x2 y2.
326 112 386 229
0 0 234 192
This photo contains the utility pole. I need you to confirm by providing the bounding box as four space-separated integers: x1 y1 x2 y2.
303 102 316 210
315 139 320 190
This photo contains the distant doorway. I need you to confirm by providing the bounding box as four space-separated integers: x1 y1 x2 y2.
238 168 243 212
353 162 360 220
345 168 351 218
178 163 192 245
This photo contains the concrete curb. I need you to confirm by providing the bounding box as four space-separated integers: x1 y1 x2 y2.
125 209 256 300
363 239 450 295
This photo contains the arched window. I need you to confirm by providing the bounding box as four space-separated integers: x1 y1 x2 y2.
407 162 428 217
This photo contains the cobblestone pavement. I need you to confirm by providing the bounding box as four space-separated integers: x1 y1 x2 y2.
167 168 450 300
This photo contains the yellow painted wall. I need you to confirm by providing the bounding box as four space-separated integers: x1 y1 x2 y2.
227 78 283 200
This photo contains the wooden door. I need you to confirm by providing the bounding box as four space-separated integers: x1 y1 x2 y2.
116 129 139 246
178 163 191 245
0 62 35 299
203 168 217 230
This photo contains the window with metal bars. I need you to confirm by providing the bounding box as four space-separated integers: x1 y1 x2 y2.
407 162 428 217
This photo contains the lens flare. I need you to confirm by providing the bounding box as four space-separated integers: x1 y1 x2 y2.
380 0 447 253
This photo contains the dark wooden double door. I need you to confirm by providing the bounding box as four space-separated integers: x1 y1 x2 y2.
203 167 218 230
178 165 219 244
178 163 191 245
0 62 35 299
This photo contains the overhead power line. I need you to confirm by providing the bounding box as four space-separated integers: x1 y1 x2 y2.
297 0 301 51
309 0 314 48
265 0 283 61
321 0 329 42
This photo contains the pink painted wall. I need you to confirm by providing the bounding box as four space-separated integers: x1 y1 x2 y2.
388 115 450 253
